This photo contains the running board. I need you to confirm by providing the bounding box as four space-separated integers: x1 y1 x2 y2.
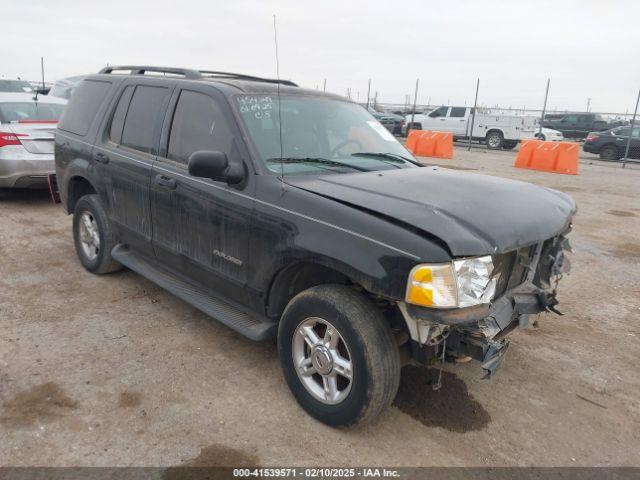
111 245 277 341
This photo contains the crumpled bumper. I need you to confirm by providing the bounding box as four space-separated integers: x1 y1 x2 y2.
400 233 571 378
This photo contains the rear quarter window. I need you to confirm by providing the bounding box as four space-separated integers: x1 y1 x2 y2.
58 79 111 136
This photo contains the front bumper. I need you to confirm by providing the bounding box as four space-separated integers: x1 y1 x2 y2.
399 233 571 378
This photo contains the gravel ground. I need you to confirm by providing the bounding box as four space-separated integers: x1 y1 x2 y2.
0 148 639 467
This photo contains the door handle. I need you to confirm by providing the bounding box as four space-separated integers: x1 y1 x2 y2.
94 151 110 164
154 174 177 189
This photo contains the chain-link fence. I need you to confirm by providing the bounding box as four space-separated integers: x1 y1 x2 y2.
322 78 640 166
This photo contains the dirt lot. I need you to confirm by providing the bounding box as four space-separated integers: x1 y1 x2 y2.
1 148 639 467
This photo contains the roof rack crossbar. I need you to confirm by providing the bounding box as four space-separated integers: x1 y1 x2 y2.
99 65 202 79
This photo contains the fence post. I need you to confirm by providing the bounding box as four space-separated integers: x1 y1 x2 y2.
467 78 480 151
622 88 640 169
410 79 419 135
366 79 371 109
539 78 550 138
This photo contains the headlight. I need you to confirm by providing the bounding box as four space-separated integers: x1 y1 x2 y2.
406 256 497 308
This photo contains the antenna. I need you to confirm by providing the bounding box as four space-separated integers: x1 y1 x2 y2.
273 14 285 195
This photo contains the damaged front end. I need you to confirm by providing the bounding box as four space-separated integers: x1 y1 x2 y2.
399 232 572 379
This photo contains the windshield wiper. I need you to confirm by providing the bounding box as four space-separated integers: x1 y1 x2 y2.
351 152 422 166
266 157 370 172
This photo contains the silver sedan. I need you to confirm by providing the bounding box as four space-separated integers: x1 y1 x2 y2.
0 92 66 188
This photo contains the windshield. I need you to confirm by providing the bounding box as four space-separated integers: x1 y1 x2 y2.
235 94 417 175
0 102 65 123
0 80 34 93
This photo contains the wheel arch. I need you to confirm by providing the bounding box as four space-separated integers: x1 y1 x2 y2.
266 260 369 320
66 175 98 213
485 128 504 139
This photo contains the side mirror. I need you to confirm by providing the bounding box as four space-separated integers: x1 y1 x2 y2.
187 150 245 185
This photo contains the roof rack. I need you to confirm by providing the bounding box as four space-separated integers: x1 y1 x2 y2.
99 66 202 79
98 65 298 86
199 70 297 87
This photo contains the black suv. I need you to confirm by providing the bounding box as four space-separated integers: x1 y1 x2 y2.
583 125 640 161
541 112 622 139
55 66 576 426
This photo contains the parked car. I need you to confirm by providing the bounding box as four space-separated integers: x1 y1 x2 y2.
404 106 526 149
367 106 404 135
48 75 87 99
0 93 66 188
583 125 640 160
55 66 575 426
542 112 624 140
520 118 564 142
0 78 34 93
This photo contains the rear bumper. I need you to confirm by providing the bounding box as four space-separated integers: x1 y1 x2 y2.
0 157 55 188
582 143 598 154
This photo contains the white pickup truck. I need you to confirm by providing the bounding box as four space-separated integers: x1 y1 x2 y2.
404 106 562 150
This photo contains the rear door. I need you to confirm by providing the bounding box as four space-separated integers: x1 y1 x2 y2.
150 84 254 305
559 114 579 137
93 79 174 255
447 107 469 136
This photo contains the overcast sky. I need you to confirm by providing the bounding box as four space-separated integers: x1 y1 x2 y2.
4 0 639 113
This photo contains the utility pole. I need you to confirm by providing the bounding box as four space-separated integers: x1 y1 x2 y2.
539 78 551 138
40 56 45 90
622 88 639 169
323 79 326 92
586 97 591 112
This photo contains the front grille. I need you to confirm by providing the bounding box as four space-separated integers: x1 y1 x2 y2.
492 244 538 297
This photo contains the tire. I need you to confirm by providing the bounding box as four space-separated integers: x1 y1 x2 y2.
537 134 546 141
599 145 620 161
502 141 517 150
485 131 504 149
72 194 122 274
278 284 400 427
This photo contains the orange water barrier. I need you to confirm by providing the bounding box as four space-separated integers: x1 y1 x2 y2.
405 130 454 159
514 140 579 175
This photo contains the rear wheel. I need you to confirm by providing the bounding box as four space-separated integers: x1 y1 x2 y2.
72 194 122 274
600 145 620 161
486 131 504 149
278 284 400 426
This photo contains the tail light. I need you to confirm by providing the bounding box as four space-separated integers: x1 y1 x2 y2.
0 132 26 147
585 134 599 142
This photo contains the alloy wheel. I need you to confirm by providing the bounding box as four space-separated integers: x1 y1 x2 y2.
79 211 100 260
292 317 353 405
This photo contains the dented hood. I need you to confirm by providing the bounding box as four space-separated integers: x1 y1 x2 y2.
285 166 576 257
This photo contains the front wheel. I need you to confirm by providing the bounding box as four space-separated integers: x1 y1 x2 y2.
485 131 504 149
278 284 400 427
